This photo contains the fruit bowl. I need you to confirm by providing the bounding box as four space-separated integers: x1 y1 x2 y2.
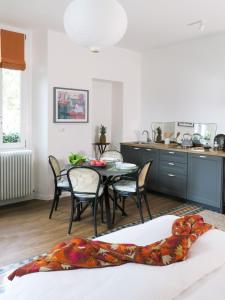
90 160 107 167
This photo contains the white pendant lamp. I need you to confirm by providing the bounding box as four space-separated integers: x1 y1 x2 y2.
64 0 128 53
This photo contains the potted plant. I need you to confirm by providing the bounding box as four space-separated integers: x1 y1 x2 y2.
156 127 162 143
99 124 106 143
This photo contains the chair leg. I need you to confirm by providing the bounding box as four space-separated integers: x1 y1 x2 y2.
54 191 60 211
134 195 139 208
143 192 152 220
74 203 81 221
112 191 117 224
93 198 98 237
137 193 144 223
122 196 126 216
90 202 93 216
68 198 76 234
100 196 104 223
49 188 58 219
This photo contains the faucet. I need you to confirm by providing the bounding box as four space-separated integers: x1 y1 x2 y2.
142 130 151 143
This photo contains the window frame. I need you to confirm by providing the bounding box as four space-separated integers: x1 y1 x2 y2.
0 68 26 149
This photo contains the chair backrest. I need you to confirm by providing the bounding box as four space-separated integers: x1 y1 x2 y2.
138 160 153 188
67 167 101 196
49 155 61 179
100 150 123 162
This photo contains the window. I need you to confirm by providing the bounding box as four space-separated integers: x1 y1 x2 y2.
0 68 24 148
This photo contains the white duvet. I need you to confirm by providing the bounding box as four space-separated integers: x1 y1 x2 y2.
2 215 225 300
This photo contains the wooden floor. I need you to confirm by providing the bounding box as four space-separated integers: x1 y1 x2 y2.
0 193 181 266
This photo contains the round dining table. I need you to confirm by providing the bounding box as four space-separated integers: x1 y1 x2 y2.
66 162 138 229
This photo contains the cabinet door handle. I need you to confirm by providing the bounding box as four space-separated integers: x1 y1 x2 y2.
134 148 140 150
168 173 176 177
146 149 152 151
169 151 175 155
199 155 206 158
168 162 175 166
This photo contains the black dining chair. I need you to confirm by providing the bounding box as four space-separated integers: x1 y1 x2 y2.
100 150 124 214
67 166 104 236
48 155 70 219
100 150 123 162
112 160 153 224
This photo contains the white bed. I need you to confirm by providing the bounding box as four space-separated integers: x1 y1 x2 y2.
3 215 225 300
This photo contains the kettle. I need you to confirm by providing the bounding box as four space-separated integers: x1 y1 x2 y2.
181 133 193 148
192 133 202 147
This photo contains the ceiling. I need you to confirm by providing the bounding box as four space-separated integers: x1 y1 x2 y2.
0 0 225 52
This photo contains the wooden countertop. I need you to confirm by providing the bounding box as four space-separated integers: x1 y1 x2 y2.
121 142 225 158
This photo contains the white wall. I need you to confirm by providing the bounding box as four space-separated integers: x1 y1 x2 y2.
141 34 225 134
111 81 123 149
32 30 141 199
13 28 225 201
32 30 50 199
5 26 225 202
47 30 141 158
92 79 123 155
92 79 113 147
36 31 225 199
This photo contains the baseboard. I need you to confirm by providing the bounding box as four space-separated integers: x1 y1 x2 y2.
0 191 71 205
33 193 54 201
33 191 70 201
0 195 33 206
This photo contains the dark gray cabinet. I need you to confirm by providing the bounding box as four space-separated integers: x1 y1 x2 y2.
158 171 187 198
120 145 159 191
121 144 224 211
187 154 223 211
158 150 188 198
120 145 143 166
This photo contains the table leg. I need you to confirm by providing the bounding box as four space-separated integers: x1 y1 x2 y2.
73 203 81 221
102 144 107 153
97 144 108 156
115 203 128 216
99 145 103 155
108 193 127 216
104 185 112 229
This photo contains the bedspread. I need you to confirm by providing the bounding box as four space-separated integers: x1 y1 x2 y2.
8 214 212 280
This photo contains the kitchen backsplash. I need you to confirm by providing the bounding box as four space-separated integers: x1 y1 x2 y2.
150 121 217 146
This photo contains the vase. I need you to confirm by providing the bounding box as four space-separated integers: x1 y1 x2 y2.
100 134 106 143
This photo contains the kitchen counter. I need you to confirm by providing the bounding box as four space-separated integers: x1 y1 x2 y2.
121 142 225 157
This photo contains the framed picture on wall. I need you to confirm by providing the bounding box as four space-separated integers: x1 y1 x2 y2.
53 87 89 123
178 121 194 128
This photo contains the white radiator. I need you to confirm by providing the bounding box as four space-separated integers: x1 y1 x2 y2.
0 150 32 201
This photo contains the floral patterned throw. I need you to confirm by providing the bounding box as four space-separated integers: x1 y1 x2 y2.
8 215 212 281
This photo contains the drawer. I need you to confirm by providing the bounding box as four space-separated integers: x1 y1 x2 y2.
188 153 222 162
158 170 187 199
160 150 187 164
141 148 158 155
159 161 187 176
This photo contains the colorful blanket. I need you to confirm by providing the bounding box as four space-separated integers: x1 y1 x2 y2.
8 215 212 281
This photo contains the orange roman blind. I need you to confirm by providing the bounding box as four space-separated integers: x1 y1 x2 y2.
0 29 26 71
